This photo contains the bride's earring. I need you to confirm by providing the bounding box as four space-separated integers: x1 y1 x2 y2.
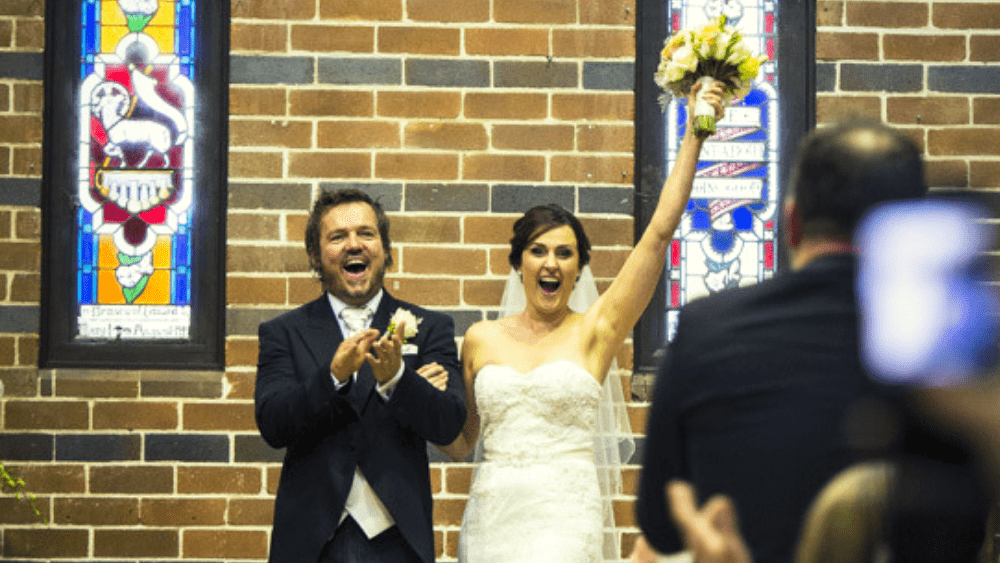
518 271 523 283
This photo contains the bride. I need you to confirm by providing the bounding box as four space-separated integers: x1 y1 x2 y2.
439 81 726 562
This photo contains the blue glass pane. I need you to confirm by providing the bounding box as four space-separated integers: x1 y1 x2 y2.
79 232 94 264
83 2 98 56
692 209 710 230
175 234 190 266
176 272 189 305
79 271 94 304
733 207 753 230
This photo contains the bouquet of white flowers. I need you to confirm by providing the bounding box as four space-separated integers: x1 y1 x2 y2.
654 16 768 136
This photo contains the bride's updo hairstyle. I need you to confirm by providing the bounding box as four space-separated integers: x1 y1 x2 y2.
508 204 591 269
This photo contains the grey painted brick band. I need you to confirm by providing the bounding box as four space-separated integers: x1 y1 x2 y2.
319 182 403 211
235 433 285 463
0 433 53 461
929 66 1000 94
495 61 578 88
0 305 40 334
319 57 402 86
491 184 575 213
583 62 634 91
227 308 289 337
406 59 490 88
579 186 634 214
0 177 41 206
441 309 485 336
405 183 489 212
145 433 229 462
55 434 141 462
0 52 43 80
816 63 836 92
228 182 313 210
840 63 922 92
231 55 314 85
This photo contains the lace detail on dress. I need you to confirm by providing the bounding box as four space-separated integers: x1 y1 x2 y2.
459 360 604 563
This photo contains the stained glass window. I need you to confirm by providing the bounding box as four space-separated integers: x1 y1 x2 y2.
41 1 227 368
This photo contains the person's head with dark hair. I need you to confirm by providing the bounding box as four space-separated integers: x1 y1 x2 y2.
305 188 392 305
786 116 927 260
508 204 591 269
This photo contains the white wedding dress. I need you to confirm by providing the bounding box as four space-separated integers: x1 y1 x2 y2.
457 359 604 563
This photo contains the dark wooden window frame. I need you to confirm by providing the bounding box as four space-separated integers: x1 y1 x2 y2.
633 0 816 375
40 1 229 370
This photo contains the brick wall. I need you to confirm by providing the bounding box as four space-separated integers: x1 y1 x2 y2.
0 0 998 560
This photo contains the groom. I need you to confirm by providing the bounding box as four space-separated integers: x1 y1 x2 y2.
255 188 466 563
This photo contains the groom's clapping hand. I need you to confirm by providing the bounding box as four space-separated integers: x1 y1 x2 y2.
330 329 379 383
367 320 405 384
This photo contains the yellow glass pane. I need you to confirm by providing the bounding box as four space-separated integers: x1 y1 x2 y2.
98 235 120 269
97 270 127 304
102 1 127 26
148 2 175 26
101 25 130 53
145 25 175 54
152 235 172 269
134 270 171 304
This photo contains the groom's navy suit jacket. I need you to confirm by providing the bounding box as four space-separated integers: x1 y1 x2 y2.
255 291 466 563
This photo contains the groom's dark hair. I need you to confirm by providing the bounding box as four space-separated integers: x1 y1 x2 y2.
509 204 591 268
305 188 393 279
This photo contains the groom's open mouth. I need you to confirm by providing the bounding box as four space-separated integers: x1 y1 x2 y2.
539 278 561 294
343 258 370 279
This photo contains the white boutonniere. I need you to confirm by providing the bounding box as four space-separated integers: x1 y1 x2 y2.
387 308 422 341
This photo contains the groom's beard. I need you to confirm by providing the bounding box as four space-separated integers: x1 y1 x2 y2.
322 258 387 306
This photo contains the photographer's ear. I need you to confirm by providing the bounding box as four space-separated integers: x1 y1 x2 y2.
784 199 803 249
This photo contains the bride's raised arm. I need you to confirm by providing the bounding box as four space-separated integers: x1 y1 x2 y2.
583 81 725 376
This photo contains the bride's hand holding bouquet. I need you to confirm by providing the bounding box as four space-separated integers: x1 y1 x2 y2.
655 16 768 137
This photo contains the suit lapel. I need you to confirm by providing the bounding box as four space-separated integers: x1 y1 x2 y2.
353 291 399 413
295 295 343 372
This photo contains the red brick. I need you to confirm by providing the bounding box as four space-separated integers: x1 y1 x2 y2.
430 466 442 495
590 248 630 278
317 120 400 149
622 466 640 496
884 34 965 62
230 87 286 116
0 495 49 524
290 90 373 117
228 276 287 305
225 371 256 400
408 0 489 22
267 465 283 495
289 276 324 304
0 336 13 365
924 160 968 188
14 19 42 50
383 276 460 306
444 465 473 494
93 400 178 430
178 466 263 495
229 497 276 525
184 529 269 559
287 213 309 242
4 400 88 430
4 529 88 558
463 154 545 182
493 124 574 151
379 26 460 55
228 244 308 273
971 35 1000 62
580 0 635 26
434 498 467 526
54 497 139 526
230 23 286 52
229 151 284 179
815 95 881 124
551 155 633 184
580 217 633 247
974 98 1000 125
0 115 42 143
13 83 43 113
887 97 969 126
90 466 173 494
496 0 575 23
391 215 461 243
56 378 138 398
0 145 9 173
928 129 1000 157
436 530 445 559
815 31 878 61
229 212 281 241
444 529 460 558
465 92 547 120
319 0 402 21
183 402 256 431
404 122 487 150
0 241 39 270
2 464 85 494
291 25 373 52
376 153 458 180
846 2 927 27
0 20 11 47
95 529 178 558
378 91 461 118
627 403 649 434
933 3 1000 29
12 146 41 176
230 119 312 148
14 209 39 239
0 210 9 237
227 338 260 368
463 279 506 306
18 335 37 367
553 28 634 58
489 248 514 276
613 498 636 527
578 124 633 153
141 497 226 526
402 248 487 276
971 162 1000 189
817 1 844 26
465 28 548 56
233 0 315 19
289 152 371 179
552 93 633 121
